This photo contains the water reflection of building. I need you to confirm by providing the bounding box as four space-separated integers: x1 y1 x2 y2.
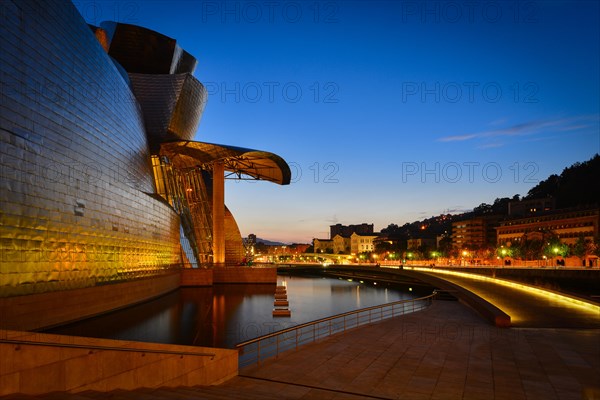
0 1 289 297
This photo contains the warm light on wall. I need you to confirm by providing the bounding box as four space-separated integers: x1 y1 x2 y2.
413 267 600 314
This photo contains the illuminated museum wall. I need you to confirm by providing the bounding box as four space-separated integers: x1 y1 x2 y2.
0 0 182 296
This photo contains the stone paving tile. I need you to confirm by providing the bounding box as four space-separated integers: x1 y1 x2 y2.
238 301 599 400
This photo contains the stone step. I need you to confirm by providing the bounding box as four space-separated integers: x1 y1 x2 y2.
0 385 288 400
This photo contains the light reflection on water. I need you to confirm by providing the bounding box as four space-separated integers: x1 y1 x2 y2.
47 275 414 349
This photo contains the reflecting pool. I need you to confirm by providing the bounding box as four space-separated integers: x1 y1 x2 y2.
47 275 416 348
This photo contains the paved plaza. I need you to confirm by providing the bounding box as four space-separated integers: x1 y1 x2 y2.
2 300 599 399
231 300 600 399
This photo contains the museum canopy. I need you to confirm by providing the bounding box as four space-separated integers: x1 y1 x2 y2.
160 141 291 185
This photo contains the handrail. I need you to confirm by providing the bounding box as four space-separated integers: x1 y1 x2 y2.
0 338 216 359
236 293 436 367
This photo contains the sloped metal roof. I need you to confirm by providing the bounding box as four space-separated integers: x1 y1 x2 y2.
160 140 291 185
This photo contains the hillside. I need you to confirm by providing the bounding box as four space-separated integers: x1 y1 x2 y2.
524 154 600 208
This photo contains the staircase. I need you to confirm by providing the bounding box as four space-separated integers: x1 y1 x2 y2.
1 385 285 400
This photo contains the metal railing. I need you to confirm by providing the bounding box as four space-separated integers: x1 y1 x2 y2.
0 338 216 359
236 293 436 367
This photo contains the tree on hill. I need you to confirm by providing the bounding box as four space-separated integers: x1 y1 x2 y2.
525 154 600 208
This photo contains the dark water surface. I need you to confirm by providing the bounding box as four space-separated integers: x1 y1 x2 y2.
47 275 416 348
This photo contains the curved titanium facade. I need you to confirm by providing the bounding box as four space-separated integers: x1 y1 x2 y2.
100 22 198 75
0 0 181 296
1 0 290 297
129 73 207 147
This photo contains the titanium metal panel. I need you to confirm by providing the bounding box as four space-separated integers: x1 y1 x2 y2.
128 73 207 147
101 22 198 75
0 0 182 297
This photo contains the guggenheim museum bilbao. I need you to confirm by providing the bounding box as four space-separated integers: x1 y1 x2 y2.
0 0 290 300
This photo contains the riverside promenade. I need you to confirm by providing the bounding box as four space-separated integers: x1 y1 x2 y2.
231 300 600 400
2 267 599 399
3 300 598 399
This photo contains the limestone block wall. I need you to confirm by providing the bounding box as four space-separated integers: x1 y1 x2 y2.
0 272 182 331
180 268 213 286
0 329 238 396
213 267 277 284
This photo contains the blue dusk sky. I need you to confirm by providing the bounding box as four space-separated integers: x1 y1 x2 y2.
75 0 599 243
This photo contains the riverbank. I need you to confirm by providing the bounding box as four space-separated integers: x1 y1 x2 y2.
5 300 598 399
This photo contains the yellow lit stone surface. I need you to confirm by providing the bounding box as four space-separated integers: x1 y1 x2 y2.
0 329 238 396
0 273 181 331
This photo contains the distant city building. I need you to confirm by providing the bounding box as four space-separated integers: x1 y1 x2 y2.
330 223 374 238
508 197 555 217
333 234 351 254
407 238 435 250
497 208 599 246
374 234 407 250
264 244 310 255
351 233 378 253
436 234 448 249
247 234 257 245
452 215 503 250
313 238 334 253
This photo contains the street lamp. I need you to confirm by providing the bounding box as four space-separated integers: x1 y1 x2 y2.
553 246 560 268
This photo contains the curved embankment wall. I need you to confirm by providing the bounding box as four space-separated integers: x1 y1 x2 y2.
279 265 513 327
0 272 182 332
429 267 600 300
0 267 275 395
0 268 276 332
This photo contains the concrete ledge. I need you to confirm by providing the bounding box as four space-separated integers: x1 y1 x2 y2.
0 329 238 396
213 267 277 284
0 273 181 331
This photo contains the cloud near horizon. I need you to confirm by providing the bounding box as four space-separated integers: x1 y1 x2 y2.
438 115 599 145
